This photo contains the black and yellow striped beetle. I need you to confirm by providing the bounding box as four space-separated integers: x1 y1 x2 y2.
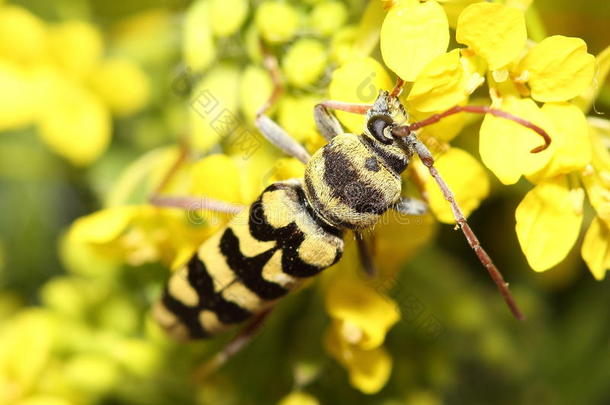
150 53 551 376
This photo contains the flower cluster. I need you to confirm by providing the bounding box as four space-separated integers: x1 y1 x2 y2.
378 0 610 279
1 0 609 403
0 4 149 165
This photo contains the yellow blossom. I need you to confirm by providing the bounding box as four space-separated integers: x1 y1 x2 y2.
515 176 584 271
182 0 215 72
325 277 400 350
239 65 273 123
277 95 321 144
283 39 328 88
255 1 300 44
527 103 591 182
417 147 490 224
329 25 357 64
310 1 348 37
0 5 47 64
581 217 610 280
324 323 392 394
479 96 553 185
190 154 242 203
329 57 392 133
518 36 595 102
209 0 249 37
89 59 150 117
37 77 111 166
381 0 449 81
406 49 468 113
278 391 320 405
456 2 526 70
48 21 103 79
190 64 241 151
0 62 37 130
575 45 610 112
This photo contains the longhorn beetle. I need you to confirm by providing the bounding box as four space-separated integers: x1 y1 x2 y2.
150 50 551 378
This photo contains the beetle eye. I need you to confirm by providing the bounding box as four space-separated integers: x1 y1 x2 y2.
367 115 394 144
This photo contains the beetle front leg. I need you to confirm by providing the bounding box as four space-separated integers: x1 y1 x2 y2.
392 197 428 216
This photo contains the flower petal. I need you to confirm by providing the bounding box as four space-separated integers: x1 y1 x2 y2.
190 154 242 203
69 207 136 244
38 80 111 166
381 0 449 81
49 21 104 79
407 49 467 113
420 147 490 224
183 0 215 71
0 62 37 130
519 36 595 102
456 3 526 70
209 0 249 37
574 45 610 113
324 324 392 394
239 65 273 123
581 217 610 281
479 97 553 185
89 59 150 117
190 65 241 151
527 102 591 182
328 57 392 133
325 277 400 350
278 391 320 405
515 176 584 271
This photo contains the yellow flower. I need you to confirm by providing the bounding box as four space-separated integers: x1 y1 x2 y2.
0 5 47 65
89 59 150 117
328 57 392 133
0 62 38 130
255 1 300 44
310 1 348 37
282 39 328 88
456 2 526 70
190 64 241 151
527 103 591 183
381 0 449 81
406 49 468 113
515 176 584 271
479 96 553 185
325 277 400 350
37 75 111 166
581 217 610 280
324 323 393 394
277 95 321 145
518 36 595 102
182 0 215 72
239 65 273 123
278 391 320 405
48 21 103 79
209 0 249 37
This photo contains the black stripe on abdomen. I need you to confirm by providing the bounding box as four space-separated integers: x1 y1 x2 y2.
220 228 288 300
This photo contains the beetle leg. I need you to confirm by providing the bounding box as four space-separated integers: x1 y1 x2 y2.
355 231 378 278
392 197 428 216
193 307 274 382
313 103 344 141
256 43 311 164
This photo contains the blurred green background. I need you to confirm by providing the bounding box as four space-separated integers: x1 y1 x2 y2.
0 0 609 404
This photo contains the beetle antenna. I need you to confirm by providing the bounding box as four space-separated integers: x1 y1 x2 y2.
402 104 551 153
395 133 525 320
390 77 405 98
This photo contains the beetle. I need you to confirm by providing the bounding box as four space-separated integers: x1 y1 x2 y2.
150 51 551 378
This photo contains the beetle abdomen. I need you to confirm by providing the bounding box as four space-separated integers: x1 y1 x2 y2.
154 180 344 340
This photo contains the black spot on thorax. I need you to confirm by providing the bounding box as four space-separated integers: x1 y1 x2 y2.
364 156 380 172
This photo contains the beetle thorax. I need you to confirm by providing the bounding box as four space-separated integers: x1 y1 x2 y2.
303 133 407 230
